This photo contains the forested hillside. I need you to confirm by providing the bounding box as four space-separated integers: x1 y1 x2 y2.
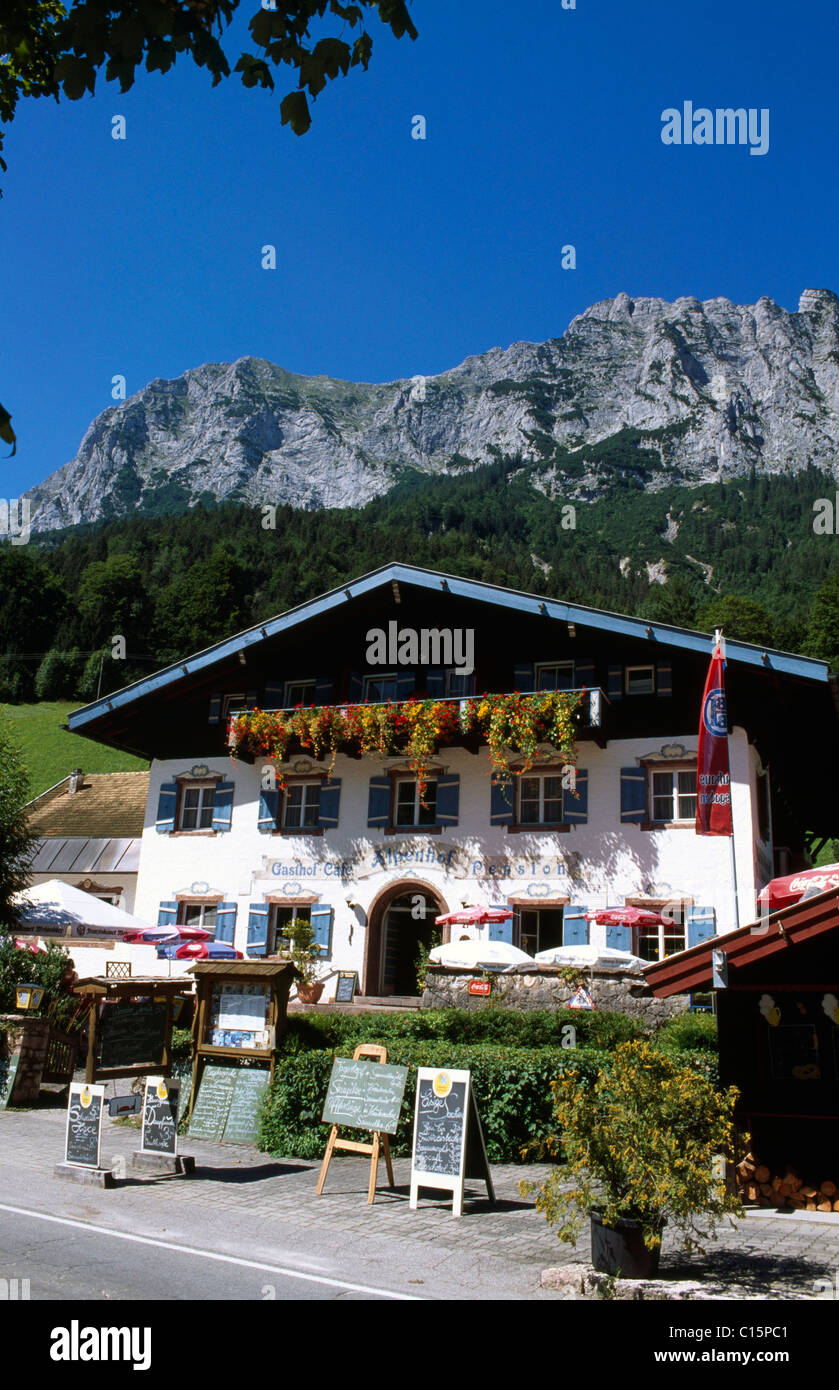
2 458 839 703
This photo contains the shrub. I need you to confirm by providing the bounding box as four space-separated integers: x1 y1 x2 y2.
281 1007 641 1054
259 1042 610 1163
654 1013 718 1052
0 932 77 1028
524 1040 740 1253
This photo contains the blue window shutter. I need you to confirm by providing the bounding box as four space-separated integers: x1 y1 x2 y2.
245 690 259 710
258 789 280 834
311 906 333 955
265 680 284 709
489 915 514 943
608 666 623 700
367 776 391 828
247 905 270 956
319 778 341 829
435 774 460 827
687 905 716 948
563 769 588 825
426 668 445 697
514 663 534 692
490 776 515 826
157 901 178 926
606 922 632 951
208 695 222 724
216 902 237 944
155 783 178 834
349 671 363 703
656 662 673 697
212 781 234 833
620 768 647 823
562 906 589 946
395 671 415 699
574 659 594 689
315 677 333 704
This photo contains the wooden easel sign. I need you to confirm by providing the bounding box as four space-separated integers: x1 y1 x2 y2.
409 1068 494 1217
65 1082 106 1169
316 1045 408 1204
141 1077 181 1156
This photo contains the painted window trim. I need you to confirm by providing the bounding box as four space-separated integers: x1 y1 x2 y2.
174 778 219 834
507 762 571 832
647 763 697 825
388 774 440 833
268 774 327 837
624 664 656 695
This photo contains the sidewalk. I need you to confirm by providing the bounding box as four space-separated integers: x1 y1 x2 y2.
2 1106 839 1300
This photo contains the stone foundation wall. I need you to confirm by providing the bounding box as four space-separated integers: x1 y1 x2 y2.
0 1015 51 1105
421 966 688 1025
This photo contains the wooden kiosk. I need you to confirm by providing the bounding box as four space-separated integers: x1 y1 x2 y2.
73 976 192 1085
186 961 298 1124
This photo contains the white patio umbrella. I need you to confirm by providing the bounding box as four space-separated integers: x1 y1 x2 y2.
14 880 153 938
534 943 646 969
429 939 534 968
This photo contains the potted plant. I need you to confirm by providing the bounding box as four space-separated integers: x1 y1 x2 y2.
523 1040 740 1278
282 918 326 1004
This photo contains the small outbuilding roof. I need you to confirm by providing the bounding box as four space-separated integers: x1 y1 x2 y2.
26 771 149 838
643 885 839 997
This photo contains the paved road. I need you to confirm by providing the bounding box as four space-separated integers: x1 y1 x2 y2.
2 1106 839 1303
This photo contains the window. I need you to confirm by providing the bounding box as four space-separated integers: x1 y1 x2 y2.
395 778 437 827
445 669 476 696
363 673 400 702
222 693 247 720
178 783 215 830
635 910 686 962
284 680 317 707
179 901 217 933
625 665 655 695
651 769 696 823
515 908 564 956
282 780 321 829
535 662 575 692
270 905 310 955
519 773 565 825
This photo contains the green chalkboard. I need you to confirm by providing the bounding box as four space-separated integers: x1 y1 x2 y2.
322 1058 408 1135
188 1066 236 1141
223 1070 270 1145
99 1001 168 1070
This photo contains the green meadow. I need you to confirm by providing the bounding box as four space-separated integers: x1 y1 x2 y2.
1 703 149 800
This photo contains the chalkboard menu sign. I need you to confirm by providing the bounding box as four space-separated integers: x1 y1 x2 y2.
99 1001 168 1070
322 1058 408 1135
142 1077 181 1155
0 1053 20 1110
187 1066 270 1144
65 1083 105 1168
413 1075 467 1176
410 1068 494 1217
223 1070 269 1145
334 972 358 1004
187 1067 236 1140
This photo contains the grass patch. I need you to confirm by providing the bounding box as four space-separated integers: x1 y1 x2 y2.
1 702 148 798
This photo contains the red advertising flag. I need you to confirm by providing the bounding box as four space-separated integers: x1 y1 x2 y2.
696 642 733 836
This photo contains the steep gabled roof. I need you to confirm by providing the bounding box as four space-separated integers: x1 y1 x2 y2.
67 562 829 735
26 771 149 838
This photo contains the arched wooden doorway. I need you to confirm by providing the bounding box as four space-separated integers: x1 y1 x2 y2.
363 880 450 997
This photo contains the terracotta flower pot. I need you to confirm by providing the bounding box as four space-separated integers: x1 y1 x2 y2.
296 981 325 1004
590 1212 662 1279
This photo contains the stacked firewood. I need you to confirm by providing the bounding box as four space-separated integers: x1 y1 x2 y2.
735 1153 839 1211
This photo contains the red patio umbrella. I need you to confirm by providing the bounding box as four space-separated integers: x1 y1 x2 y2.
757 863 839 913
13 937 47 953
122 925 213 944
435 905 514 926
584 907 665 927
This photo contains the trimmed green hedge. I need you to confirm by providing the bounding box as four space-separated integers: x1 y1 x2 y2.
259 1043 609 1163
653 1013 718 1052
282 1007 642 1054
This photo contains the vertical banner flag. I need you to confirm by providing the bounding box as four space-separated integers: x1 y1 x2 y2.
696 642 733 836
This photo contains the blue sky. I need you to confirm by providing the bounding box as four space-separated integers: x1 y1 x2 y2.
2 0 838 498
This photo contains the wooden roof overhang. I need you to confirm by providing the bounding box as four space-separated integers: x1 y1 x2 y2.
72 975 192 998
643 886 839 998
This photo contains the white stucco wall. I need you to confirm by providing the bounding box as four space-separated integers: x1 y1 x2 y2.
132 727 762 994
